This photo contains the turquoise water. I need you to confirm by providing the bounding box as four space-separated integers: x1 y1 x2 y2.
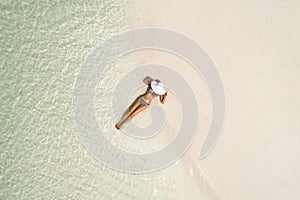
0 1 217 199
0 0 145 199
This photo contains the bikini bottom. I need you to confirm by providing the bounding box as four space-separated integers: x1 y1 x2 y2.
140 96 150 105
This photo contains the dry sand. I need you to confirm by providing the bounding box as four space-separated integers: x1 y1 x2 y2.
127 0 300 199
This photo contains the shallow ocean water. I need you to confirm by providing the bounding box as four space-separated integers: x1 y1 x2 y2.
0 0 216 199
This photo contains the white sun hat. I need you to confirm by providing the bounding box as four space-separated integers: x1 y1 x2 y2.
151 80 167 95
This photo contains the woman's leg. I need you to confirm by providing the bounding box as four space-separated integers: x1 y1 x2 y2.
128 98 142 115
129 104 148 118
115 98 141 129
117 104 148 129
115 113 130 129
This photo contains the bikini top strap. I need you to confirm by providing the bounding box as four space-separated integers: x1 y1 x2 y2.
147 85 159 97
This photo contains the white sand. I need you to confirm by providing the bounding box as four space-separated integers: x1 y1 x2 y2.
128 0 300 199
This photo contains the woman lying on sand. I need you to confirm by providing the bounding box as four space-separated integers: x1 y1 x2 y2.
115 77 168 130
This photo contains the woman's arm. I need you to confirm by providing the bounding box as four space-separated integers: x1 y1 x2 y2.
159 92 167 104
143 76 154 85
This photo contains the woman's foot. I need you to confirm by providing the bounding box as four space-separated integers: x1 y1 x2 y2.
115 124 120 130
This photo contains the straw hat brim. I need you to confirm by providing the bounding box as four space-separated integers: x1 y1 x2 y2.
151 81 166 95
